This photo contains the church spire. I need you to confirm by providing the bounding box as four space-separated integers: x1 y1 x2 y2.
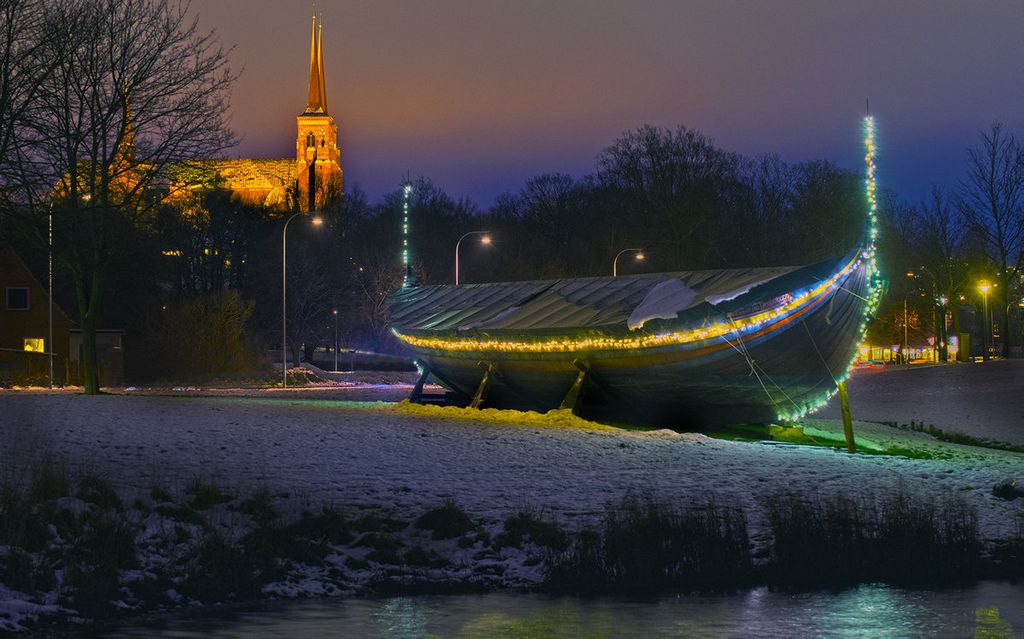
317 18 328 113
306 15 325 113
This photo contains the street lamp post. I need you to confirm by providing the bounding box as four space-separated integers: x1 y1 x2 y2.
613 248 645 277
282 212 323 388
332 309 339 372
978 280 991 362
455 231 491 286
48 202 54 389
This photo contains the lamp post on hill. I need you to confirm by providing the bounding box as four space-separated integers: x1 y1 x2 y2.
48 202 54 389
613 248 645 277
455 231 492 286
332 309 339 372
282 212 323 388
978 280 991 362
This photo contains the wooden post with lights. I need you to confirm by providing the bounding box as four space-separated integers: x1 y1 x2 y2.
837 380 856 453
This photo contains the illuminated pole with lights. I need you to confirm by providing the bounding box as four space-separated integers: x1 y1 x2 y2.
781 115 883 423
402 183 416 288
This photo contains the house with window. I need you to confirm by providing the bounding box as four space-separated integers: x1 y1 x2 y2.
0 244 71 384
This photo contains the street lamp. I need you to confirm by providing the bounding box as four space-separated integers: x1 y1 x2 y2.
978 280 992 361
455 231 491 286
613 248 645 277
48 202 53 389
282 212 323 388
332 309 339 372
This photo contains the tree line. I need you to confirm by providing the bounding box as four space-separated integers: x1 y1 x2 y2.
2 0 1020 389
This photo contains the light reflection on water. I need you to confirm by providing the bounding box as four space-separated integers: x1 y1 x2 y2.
103 582 1024 638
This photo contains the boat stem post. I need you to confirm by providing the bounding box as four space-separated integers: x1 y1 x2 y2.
558 360 590 414
470 362 495 409
409 363 431 403
837 380 856 453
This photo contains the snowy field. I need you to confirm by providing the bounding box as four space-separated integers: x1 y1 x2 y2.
2 393 1022 545
819 360 1024 445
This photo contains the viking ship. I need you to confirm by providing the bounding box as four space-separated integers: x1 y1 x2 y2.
387 119 883 426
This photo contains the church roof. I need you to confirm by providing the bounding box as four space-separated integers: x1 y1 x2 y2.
305 15 328 114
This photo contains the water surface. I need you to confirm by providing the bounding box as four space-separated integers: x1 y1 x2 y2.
103 581 1024 638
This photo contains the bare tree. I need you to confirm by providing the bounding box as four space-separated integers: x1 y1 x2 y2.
912 186 971 360
0 0 60 209
958 123 1024 357
21 0 237 392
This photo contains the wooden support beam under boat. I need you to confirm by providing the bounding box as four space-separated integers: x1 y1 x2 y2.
409 363 431 404
558 360 590 414
469 362 496 409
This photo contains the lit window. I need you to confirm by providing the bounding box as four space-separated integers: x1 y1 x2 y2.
23 338 44 353
6 287 28 310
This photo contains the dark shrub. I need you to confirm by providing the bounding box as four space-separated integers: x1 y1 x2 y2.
546 493 750 593
0 484 50 551
180 531 275 603
498 510 569 551
77 473 123 512
415 500 475 540
286 507 352 545
29 454 69 503
66 513 138 617
238 488 279 525
766 490 980 588
185 478 234 510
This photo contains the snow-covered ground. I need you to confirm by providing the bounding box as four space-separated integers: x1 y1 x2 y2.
1 391 1023 631
2 393 1021 542
819 360 1024 445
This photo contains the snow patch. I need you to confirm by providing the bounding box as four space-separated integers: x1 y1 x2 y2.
627 279 699 330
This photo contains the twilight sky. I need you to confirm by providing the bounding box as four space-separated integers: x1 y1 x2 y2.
196 0 1024 207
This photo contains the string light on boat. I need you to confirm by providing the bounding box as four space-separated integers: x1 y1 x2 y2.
394 253 861 354
775 116 883 422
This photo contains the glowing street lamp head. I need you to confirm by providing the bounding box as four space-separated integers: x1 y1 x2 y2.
978 280 991 295
311 215 324 226
480 234 492 245
635 251 646 262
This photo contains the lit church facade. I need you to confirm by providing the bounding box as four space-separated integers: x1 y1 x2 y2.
176 15 342 212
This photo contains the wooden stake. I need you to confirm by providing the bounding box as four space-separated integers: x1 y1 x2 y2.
558 360 590 414
838 380 856 453
469 362 494 409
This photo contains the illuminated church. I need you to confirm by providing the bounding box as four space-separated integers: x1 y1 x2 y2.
178 15 342 211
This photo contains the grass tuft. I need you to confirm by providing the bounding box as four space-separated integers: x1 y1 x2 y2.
546 493 750 593
415 499 476 540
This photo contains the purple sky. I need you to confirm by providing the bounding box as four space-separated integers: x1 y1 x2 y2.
197 0 1024 207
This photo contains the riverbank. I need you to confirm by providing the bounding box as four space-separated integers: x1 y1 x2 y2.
1 394 1022 631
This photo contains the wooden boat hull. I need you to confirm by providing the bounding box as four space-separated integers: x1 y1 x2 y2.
390 249 872 427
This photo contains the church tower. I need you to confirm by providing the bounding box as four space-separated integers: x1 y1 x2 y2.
295 15 342 211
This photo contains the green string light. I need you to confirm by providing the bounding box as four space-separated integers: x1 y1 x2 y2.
775 116 883 422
